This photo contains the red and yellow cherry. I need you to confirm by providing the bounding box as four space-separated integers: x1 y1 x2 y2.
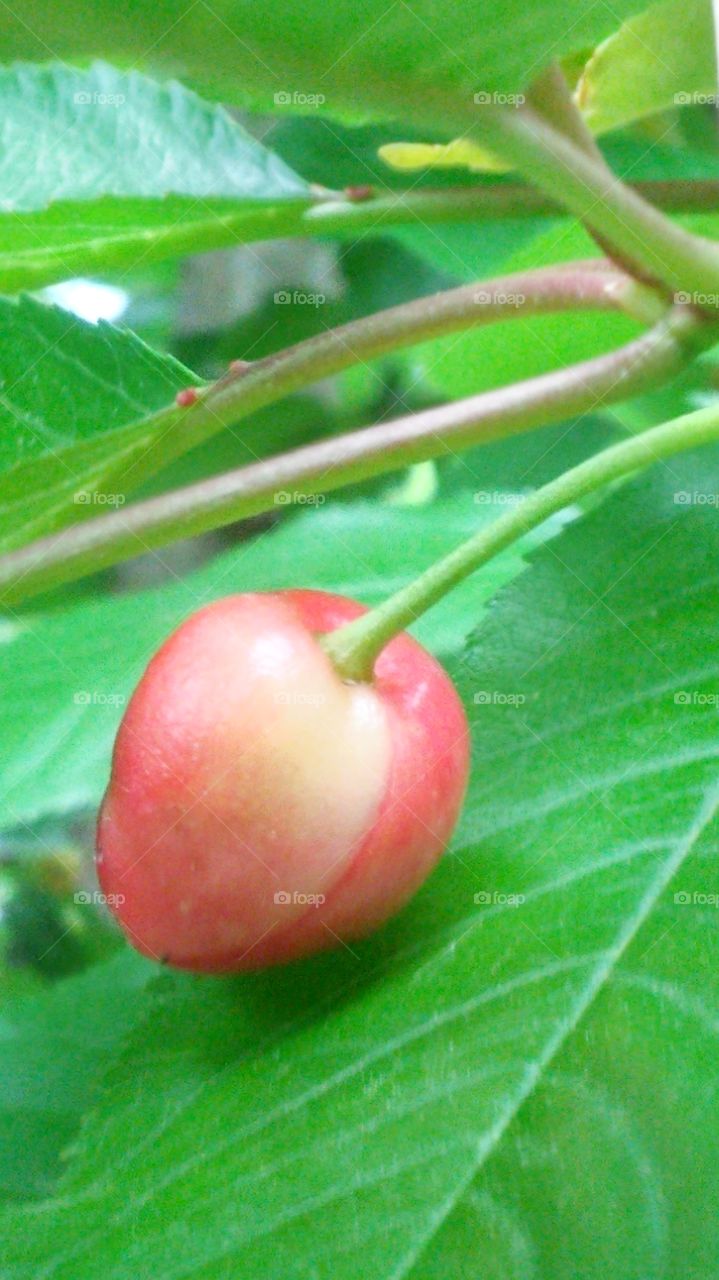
96 590 469 972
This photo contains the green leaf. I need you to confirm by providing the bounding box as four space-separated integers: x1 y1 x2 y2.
0 492 553 837
411 449 719 1279
577 0 716 136
0 949 152 1202
1 198 317 295
267 116 496 192
0 295 199 553
0 2 651 126
1 62 308 213
438 412 621 493
390 217 544 285
4 445 719 1277
0 61 310 291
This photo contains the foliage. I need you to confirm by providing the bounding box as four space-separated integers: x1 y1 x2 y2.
0 5 717 1277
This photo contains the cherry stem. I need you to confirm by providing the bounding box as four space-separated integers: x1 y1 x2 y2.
321 394 719 681
0 300 703 607
474 102 719 303
9 181 719 292
307 180 719 238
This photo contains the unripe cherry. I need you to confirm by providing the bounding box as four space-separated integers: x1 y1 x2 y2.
96 590 469 971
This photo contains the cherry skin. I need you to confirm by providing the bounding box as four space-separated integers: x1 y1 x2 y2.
96 590 469 972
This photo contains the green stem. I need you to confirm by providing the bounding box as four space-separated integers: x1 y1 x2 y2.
527 62 605 162
477 104 719 301
322 399 719 680
262 179 719 225
0 305 706 607
526 63 637 276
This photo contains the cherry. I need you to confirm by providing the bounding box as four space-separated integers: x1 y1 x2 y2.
96 590 469 972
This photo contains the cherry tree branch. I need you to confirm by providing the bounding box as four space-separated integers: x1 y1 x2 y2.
526 63 638 276
116 258 658 493
474 103 719 302
0 303 707 607
303 179 719 238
